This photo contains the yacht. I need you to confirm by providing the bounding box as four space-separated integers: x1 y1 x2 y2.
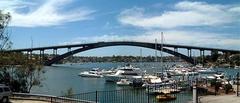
142 75 162 87
101 69 116 75
206 72 225 80
235 66 240 69
193 64 215 74
196 69 215 74
104 64 145 82
79 68 103 78
142 74 175 87
168 65 190 76
116 79 132 86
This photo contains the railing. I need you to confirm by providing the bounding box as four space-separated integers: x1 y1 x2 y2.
58 82 192 103
11 92 96 103
11 82 193 103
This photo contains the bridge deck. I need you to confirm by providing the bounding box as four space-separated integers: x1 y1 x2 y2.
6 41 240 53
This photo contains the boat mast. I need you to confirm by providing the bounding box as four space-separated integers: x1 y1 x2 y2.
140 48 143 66
160 32 164 76
155 39 158 63
31 36 33 49
155 38 158 75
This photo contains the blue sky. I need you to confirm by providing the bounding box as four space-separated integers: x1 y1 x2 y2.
0 0 239 56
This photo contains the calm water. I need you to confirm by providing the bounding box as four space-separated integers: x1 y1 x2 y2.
32 62 178 95
31 62 239 102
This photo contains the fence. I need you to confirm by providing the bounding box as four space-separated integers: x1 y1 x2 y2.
58 82 193 103
11 93 95 103
10 82 193 103
11 73 240 103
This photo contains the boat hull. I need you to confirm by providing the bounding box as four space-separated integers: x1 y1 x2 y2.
79 73 102 78
104 75 124 82
104 75 142 82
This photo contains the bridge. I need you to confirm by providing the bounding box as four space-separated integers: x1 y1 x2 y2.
6 41 240 66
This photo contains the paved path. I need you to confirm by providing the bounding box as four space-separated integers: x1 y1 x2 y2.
11 100 48 103
200 95 240 103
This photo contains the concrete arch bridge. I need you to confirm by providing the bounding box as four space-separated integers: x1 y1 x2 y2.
7 41 240 66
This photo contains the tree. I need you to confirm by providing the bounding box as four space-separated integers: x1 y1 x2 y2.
230 54 240 66
0 10 11 50
0 11 44 93
0 51 44 93
210 51 219 62
61 88 74 98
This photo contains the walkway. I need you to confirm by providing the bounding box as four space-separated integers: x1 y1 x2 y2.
11 99 48 103
200 95 240 103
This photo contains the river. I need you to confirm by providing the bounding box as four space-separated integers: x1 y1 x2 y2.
31 62 239 98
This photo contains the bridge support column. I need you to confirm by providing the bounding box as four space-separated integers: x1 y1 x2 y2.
53 49 58 57
40 50 45 64
187 49 191 57
200 50 205 66
190 49 192 58
174 48 178 52
29 51 33 60
174 48 179 62
52 49 54 56
39 50 42 62
68 47 73 62
55 49 57 55
27 51 30 59
68 47 71 52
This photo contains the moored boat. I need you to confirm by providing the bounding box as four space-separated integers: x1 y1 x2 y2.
79 71 103 78
156 94 176 101
116 79 132 86
79 68 103 78
104 64 145 82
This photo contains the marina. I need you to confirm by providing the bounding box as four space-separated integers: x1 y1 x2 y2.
29 62 239 103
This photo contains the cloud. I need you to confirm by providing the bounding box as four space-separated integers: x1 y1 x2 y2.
118 1 240 29
0 0 95 27
62 30 240 50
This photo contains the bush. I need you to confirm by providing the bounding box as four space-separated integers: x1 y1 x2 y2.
224 84 232 94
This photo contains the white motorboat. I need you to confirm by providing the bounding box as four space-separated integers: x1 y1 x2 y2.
193 64 215 74
144 75 162 84
101 69 116 75
116 79 132 86
197 69 215 74
79 68 103 78
184 71 199 76
104 64 145 82
235 66 240 69
168 65 191 76
206 73 225 80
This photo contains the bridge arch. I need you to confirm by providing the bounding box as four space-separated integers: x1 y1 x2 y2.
45 42 194 66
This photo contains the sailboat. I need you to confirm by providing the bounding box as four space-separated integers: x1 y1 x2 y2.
145 32 179 94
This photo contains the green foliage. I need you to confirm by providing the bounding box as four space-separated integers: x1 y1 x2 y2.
229 54 240 66
0 10 12 50
210 80 222 92
224 84 232 94
61 88 74 98
0 52 44 93
211 51 220 62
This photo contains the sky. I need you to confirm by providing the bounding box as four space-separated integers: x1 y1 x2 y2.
0 0 239 56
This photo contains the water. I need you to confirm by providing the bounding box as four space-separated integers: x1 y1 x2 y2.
31 62 239 102
32 62 179 95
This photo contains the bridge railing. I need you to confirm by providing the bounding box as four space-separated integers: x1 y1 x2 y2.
11 92 96 103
